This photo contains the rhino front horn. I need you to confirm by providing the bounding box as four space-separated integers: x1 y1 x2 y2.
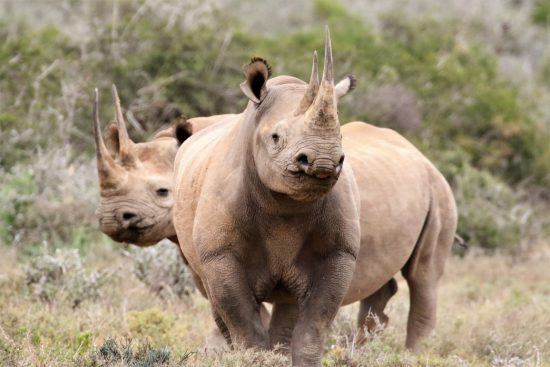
93 88 124 189
305 26 338 128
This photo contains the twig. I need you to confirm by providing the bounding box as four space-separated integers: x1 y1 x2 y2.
110 0 119 58
120 0 152 40
211 32 233 77
126 110 145 134
137 70 189 95
454 234 468 249
28 59 60 118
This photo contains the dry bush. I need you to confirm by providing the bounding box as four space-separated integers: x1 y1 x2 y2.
453 165 532 250
359 83 422 132
25 248 110 308
131 240 195 300
0 147 98 250
88 338 183 367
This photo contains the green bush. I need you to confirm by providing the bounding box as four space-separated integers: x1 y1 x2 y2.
0 149 99 253
0 0 547 252
432 149 533 251
454 166 524 250
0 167 36 246
533 0 550 26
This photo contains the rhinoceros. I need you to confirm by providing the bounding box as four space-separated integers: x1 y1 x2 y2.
93 86 234 247
172 27 457 366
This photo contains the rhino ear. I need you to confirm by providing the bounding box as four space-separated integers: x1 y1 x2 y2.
240 57 272 103
174 117 193 146
335 75 357 100
103 124 119 158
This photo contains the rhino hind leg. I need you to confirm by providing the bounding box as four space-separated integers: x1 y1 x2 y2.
401 195 456 352
403 277 438 352
356 277 398 344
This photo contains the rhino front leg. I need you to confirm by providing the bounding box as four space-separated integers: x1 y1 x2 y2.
291 251 356 367
203 253 269 349
212 309 232 345
269 303 299 352
356 277 398 344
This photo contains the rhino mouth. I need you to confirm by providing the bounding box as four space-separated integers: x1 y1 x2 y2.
282 168 338 202
287 168 338 185
110 223 155 244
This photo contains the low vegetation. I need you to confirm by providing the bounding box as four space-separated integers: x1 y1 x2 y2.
1 244 548 366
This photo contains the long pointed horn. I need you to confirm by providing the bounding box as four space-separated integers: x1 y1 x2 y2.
93 88 122 189
111 84 136 167
295 51 319 115
305 26 338 128
321 25 333 85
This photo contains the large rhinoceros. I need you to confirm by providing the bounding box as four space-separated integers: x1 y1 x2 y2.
172 27 457 366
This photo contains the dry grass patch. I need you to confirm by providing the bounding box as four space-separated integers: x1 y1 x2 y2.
0 245 548 366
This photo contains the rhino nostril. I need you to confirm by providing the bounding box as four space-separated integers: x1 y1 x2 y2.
296 153 309 165
339 154 345 165
122 212 137 221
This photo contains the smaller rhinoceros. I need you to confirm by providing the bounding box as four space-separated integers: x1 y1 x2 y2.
93 86 234 247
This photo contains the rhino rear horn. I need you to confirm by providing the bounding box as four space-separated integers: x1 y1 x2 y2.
112 84 137 167
295 51 319 115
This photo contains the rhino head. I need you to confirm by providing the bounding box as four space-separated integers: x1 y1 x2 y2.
92 86 190 246
240 27 354 202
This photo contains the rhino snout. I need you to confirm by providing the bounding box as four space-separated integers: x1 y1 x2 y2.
294 150 344 179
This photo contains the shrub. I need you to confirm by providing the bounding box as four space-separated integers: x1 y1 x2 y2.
132 240 195 299
533 0 550 26
358 83 422 132
25 248 110 307
0 0 548 253
454 166 526 250
127 308 174 346
0 148 98 252
89 338 185 367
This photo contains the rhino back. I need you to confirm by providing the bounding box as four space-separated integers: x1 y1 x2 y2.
341 121 452 304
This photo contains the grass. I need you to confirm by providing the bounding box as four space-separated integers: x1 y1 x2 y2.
0 243 548 366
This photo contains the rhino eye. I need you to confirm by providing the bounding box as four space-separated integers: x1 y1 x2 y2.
156 188 169 197
271 133 279 144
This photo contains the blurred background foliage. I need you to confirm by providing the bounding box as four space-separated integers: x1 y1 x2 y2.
0 0 549 253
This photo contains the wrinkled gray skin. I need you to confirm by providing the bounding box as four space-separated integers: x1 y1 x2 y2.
173 28 456 366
